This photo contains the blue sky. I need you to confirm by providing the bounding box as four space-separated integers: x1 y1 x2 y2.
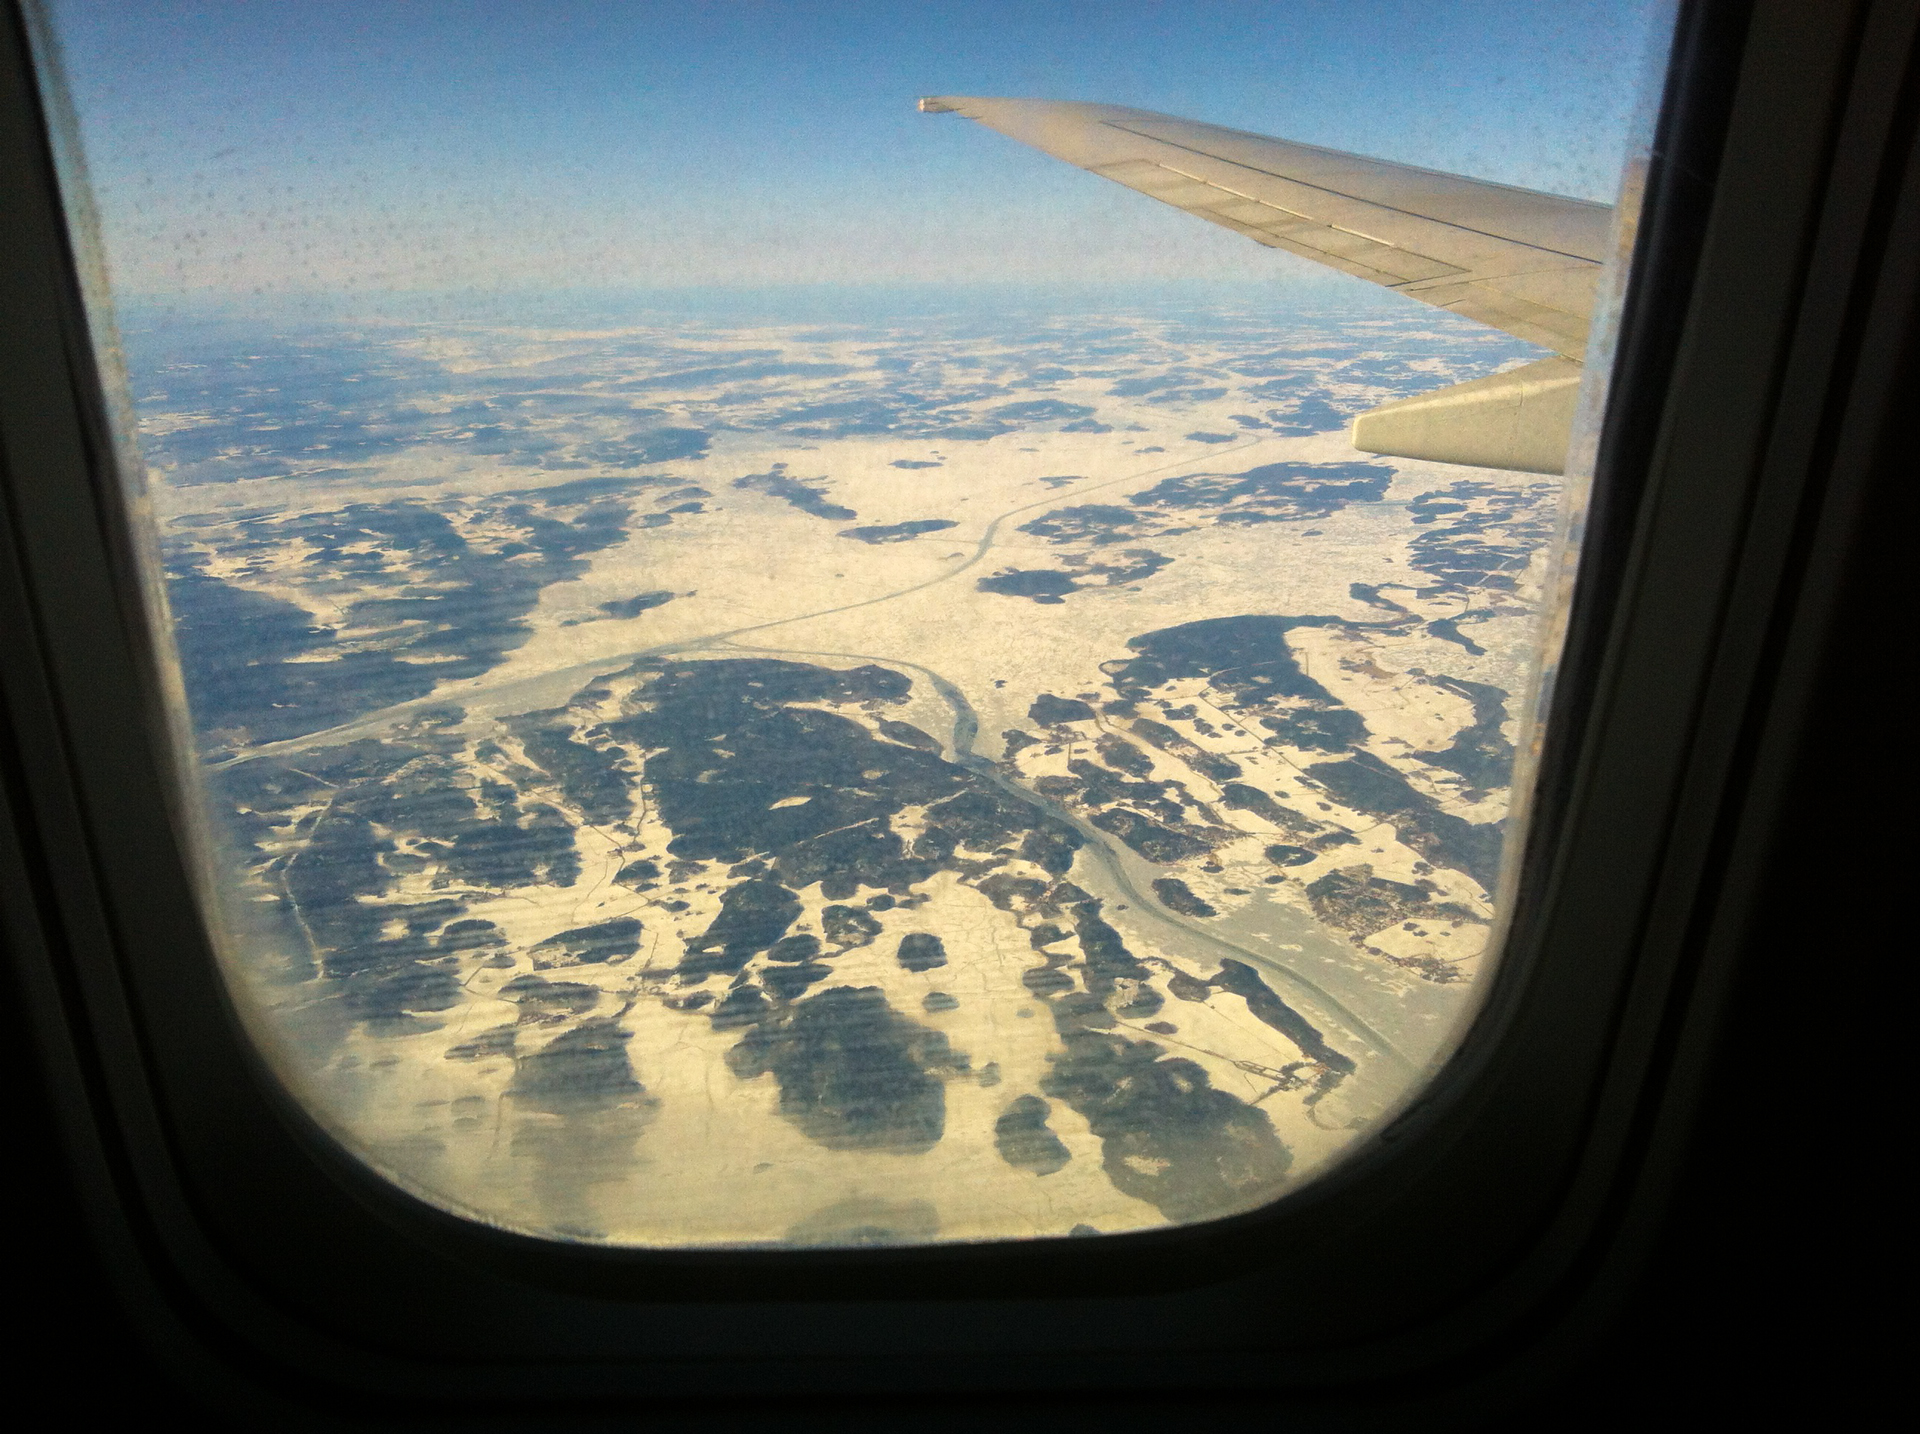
46 0 1668 298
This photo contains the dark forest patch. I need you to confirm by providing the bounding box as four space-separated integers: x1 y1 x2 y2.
502 474 671 505
1019 504 1152 546
1426 615 1486 655
1305 752 1503 888
446 1023 517 1061
733 463 856 520
989 399 1097 424
1406 479 1558 592
978 569 1078 602
511 1019 650 1114
498 974 601 1024
1128 460 1392 526
1063 895 1160 1017
604 658 1076 904
1078 549 1172 586
726 986 967 1153
530 917 642 969
1041 1025 1290 1222
839 519 958 544
1152 877 1217 917
1108 370 1228 404
597 590 677 619
168 569 440 746
511 718 633 824
1259 705 1368 752
995 1095 1071 1175
1097 734 1154 775
166 489 636 748
877 719 941 751
1128 717 1242 783
897 933 948 972
768 933 822 963
614 857 660 888
1029 693 1096 725
579 426 710 466
1235 393 1354 435
1089 807 1212 865
1010 505 1178 590
1220 783 1317 834
602 658 933 871
442 800 581 891
1106 615 1341 705
823 904 883 950
763 962 834 1001
1304 865 1482 973
680 879 803 980
438 918 507 955
1417 677 1514 795
1207 960 1353 1079
232 743 592 1032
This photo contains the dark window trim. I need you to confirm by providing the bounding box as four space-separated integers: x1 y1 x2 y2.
1 0 1909 1419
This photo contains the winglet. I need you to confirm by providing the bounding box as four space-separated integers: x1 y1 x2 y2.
918 97 957 114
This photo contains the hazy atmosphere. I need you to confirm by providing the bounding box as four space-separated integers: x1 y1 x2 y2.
53 0 1662 297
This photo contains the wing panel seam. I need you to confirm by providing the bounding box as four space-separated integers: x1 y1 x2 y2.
1096 119 1607 267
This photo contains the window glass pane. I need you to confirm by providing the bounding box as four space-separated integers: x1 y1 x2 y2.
39 0 1670 1246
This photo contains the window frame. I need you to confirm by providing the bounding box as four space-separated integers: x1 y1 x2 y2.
1 0 1909 1417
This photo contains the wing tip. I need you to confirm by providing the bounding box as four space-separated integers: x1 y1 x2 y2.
917 96 958 114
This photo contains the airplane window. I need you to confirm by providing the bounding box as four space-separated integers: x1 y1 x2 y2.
34 1 1672 1247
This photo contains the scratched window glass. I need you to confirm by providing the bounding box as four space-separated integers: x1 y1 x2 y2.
41 1 1669 1245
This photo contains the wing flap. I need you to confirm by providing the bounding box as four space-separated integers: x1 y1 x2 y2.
1090 155 1480 281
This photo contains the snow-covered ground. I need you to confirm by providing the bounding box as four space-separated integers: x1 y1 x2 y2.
136 296 1571 1247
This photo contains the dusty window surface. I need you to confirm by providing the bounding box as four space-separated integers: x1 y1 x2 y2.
41 1 1668 1246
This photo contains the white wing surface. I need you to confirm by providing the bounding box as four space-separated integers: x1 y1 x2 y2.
921 96 1611 472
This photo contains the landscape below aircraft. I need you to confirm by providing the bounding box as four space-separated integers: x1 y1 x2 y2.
921 96 1605 474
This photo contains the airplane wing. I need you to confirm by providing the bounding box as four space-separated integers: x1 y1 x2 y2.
921 96 1611 474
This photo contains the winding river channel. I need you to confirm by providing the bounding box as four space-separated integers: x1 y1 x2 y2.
709 635 1414 1083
